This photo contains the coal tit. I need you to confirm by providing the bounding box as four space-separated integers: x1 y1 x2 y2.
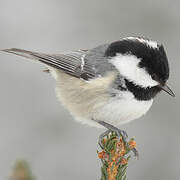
1 37 175 154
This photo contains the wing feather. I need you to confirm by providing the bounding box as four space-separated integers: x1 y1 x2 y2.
1 48 97 79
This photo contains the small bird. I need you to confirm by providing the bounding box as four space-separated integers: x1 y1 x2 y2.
1 37 174 155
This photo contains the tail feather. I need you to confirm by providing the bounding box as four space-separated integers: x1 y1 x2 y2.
0 48 81 77
1 48 63 70
1 48 45 62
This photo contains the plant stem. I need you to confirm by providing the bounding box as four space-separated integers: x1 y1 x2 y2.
98 132 137 180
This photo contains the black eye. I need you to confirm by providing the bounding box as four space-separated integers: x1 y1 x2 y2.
152 73 158 80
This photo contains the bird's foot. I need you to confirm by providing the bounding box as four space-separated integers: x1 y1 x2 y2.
98 121 138 158
131 147 139 158
98 121 128 142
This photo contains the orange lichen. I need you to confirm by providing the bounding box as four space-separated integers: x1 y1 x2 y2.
98 151 106 159
120 158 128 165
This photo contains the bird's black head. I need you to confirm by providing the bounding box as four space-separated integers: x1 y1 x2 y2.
105 37 174 100
105 37 169 84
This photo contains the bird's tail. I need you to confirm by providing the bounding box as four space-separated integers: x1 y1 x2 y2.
1 48 61 70
2 48 43 61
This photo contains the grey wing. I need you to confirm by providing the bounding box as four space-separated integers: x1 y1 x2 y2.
1 48 95 80
84 44 116 77
45 49 97 80
2 44 115 80
59 44 116 79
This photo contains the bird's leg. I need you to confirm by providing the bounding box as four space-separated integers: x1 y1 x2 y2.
98 121 138 158
98 121 128 142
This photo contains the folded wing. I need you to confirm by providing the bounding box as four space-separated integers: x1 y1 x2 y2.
2 48 96 80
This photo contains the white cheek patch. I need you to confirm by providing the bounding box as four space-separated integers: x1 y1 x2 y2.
110 54 158 88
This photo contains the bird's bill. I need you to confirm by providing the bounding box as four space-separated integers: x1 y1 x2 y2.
159 84 175 97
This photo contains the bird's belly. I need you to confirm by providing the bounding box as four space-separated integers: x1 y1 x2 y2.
95 97 153 126
53 69 153 128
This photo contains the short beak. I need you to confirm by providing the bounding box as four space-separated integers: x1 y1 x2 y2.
159 84 175 97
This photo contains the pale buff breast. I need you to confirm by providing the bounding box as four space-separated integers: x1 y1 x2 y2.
52 69 116 122
50 69 153 128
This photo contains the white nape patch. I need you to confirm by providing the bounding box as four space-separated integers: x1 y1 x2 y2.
124 37 158 49
110 54 158 88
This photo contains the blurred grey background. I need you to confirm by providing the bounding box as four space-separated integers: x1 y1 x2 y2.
0 0 179 179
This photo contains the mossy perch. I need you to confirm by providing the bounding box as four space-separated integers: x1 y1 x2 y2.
98 132 137 180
